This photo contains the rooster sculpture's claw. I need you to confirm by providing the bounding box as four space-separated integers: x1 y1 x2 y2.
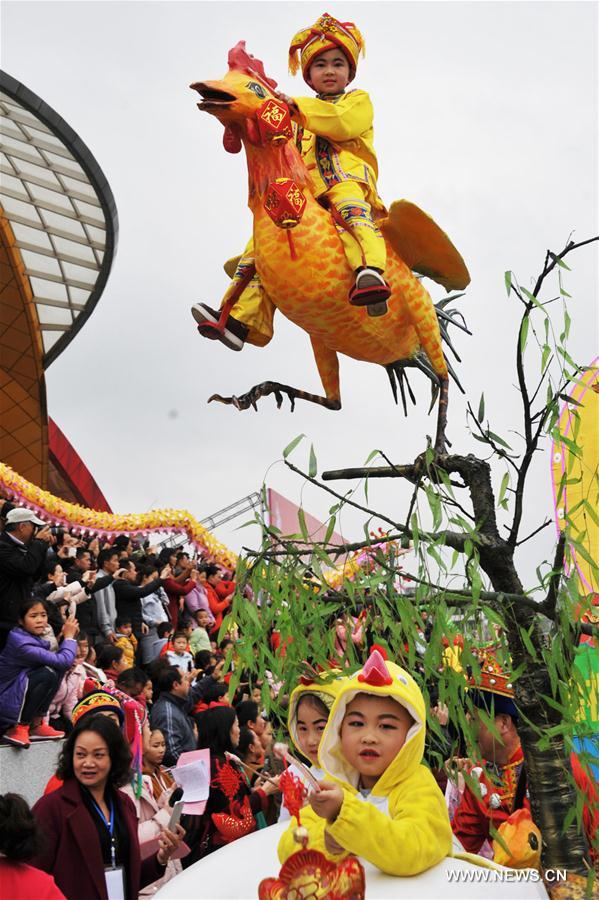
208 381 341 413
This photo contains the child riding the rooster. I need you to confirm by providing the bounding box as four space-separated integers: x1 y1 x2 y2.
192 12 391 352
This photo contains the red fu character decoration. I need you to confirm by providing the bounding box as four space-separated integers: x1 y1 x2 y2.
256 98 293 145
264 178 307 260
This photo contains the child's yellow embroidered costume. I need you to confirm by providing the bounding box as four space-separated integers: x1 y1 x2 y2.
288 14 387 284
193 12 390 351
278 651 453 876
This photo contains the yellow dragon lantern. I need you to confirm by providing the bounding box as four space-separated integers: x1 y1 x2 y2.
191 41 470 452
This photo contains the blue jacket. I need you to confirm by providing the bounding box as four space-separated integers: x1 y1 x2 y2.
0 627 77 727
149 691 196 766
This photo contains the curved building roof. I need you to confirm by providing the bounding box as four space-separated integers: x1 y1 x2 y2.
1 70 117 492
0 70 118 366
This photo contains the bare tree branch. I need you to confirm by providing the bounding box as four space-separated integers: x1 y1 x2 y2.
515 519 552 547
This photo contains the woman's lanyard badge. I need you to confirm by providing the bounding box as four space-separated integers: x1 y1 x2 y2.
91 796 125 900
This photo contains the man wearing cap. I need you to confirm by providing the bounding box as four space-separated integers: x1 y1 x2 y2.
0 507 54 651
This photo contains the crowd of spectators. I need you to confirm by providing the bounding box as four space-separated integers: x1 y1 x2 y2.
0 501 596 897
0 502 286 897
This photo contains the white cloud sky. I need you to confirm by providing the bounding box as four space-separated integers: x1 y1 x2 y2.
2 1 597 585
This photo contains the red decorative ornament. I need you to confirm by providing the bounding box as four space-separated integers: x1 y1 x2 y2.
259 849 366 899
264 178 307 229
279 766 307 825
256 98 293 145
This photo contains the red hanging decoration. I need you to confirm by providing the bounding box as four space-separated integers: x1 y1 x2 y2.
264 178 307 230
286 230 297 260
279 766 307 826
256 98 293 145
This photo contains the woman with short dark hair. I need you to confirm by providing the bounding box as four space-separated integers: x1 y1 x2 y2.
31 715 183 900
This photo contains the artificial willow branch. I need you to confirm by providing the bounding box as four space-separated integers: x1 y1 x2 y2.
243 531 407 559
285 459 472 552
508 237 598 547
532 236 599 296
368 560 544 616
465 402 520 471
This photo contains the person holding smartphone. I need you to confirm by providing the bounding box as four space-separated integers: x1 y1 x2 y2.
0 597 78 748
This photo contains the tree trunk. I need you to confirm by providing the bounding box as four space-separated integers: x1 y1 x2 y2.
479 547 591 873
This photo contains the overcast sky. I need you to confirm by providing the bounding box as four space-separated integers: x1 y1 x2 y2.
2 1 597 585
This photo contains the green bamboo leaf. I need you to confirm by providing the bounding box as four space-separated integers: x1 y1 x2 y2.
498 472 510 506
283 433 305 459
504 271 512 296
561 804 578 834
364 448 380 465
550 252 571 271
297 507 309 542
308 444 317 477
520 316 530 353
477 392 485 423
518 626 537 660
583 501 599 528
324 515 336 545
410 513 420 555
541 344 551 372
487 430 513 450
521 287 544 310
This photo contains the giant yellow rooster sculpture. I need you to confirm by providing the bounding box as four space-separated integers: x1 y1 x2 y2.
191 43 470 452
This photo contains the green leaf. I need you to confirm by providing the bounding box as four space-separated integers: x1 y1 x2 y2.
550 252 571 271
504 270 512 296
541 344 551 372
498 472 509 506
521 287 544 310
324 515 336 545
410 513 420 555
297 507 309 542
487 430 513 450
518 626 537 660
364 449 380 465
283 433 305 459
520 316 530 353
308 444 317 478
477 393 485 423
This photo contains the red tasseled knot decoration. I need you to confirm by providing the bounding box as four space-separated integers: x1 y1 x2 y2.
280 767 307 825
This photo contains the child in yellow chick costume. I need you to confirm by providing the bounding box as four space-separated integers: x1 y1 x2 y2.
277 650 453 876
278 673 342 822
192 12 390 352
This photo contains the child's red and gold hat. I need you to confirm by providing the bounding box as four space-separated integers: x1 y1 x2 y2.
288 12 365 84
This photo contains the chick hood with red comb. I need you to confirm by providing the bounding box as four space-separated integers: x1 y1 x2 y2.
278 651 452 876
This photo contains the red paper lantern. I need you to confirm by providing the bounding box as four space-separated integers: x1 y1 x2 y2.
264 178 307 229
256 99 293 145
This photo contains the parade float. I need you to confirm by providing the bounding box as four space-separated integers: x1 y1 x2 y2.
551 357 599 780
190 34 470 453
